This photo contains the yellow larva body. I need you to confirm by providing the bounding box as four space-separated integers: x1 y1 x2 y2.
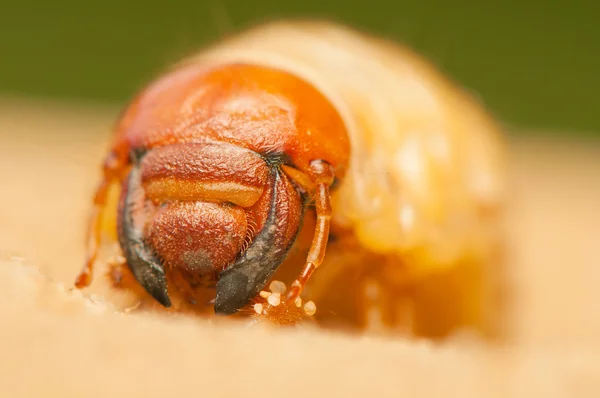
187 21 506 338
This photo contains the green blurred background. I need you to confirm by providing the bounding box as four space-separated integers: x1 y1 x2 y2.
1 0 598 136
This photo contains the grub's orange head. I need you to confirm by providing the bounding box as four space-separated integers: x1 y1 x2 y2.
77 62 350 315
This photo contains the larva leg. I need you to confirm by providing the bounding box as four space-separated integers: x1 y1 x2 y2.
75 153 124 289
286 160 335 302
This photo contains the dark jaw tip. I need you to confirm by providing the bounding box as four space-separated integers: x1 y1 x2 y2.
150 287 172 308
125 241 173 308
135 265 172 307
214 269 250 315
213 305 236 316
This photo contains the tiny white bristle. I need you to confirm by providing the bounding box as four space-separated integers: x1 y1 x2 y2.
253 303 263 314
294 297 302 308
304 301 317 316
267 293 281 307
259 291 271 298
269 280 287 294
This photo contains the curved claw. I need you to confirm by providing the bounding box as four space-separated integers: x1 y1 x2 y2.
118 162 171 307
214 167 304 315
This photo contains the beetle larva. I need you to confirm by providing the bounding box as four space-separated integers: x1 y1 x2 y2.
76 20 506 339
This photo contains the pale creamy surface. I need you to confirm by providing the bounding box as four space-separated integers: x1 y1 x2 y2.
0 98 599 396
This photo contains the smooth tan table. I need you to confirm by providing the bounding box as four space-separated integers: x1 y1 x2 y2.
1 98 599 397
